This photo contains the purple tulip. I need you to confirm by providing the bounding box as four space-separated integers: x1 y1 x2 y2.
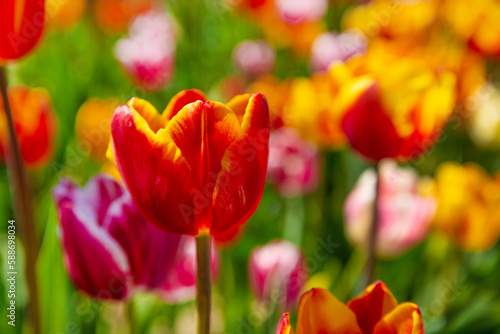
232 40 276 79
159 237 220 304
114 10 176 91
343 160 436 257
267 127 320 197
310 30 367 73
53 175 182 300
248 240 308 309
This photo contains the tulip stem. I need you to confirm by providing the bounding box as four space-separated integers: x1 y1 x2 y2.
196 234 211 334
365 162 380 287
0 66 40 333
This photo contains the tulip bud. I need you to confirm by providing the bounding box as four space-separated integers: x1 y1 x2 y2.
248 240 308 308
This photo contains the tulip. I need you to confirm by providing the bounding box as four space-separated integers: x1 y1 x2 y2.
337 39 457 161
47 0 86 30
160 237 219 303
249 240 308 308
75 97 120 162
310 30 366 73
442 0 500 58
276 281 424 333
0 86 56 168
52 174 183 299
344 159 436 257
233 0 326 55
233 40 276 78
267 127 320 197
108 89 270 236
93 0 152 34
0 0 45 60
284 73 346 148
114 10 176 91
431 162 500 252
275 0 328 25
343 0 437 41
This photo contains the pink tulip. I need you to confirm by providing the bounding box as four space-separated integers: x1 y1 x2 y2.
53 175 182 299
160 236 220 303
310 30 367 72
248 240 308 308
114 10 176 91
343 160 436 257
275 0 328 24
232 40 276 78
267 127 320 197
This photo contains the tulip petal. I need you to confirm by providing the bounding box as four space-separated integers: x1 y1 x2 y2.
54 196 131 300
226 93 254 124
296 288 362 334
341 79 405 161
347 281 399 334
163 89 208 120
164 100 242 231
103 193 182 289
110 102 197 235
373 302 424 334
211 93 270 234
52 176 124 225
276 313 294 334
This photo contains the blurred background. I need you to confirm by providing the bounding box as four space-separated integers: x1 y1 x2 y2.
1 0 500 333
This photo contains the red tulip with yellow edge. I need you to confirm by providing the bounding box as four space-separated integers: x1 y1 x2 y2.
431 162 500 252
108 89 270 236
336 39 457 161
0 86 56 168
0 0 45 60
276 281 424 334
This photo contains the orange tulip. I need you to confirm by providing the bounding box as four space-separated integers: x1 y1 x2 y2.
48 0 86 30
0 0 45 60
0 86 56 168
75 97 120 162
276 281 424 334
108 89 270 236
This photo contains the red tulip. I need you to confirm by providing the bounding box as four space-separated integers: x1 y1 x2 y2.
277 281 424 333
109 89 270 236
0 86 56 168
0 0 45 60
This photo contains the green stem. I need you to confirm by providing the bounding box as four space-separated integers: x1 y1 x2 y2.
0 66 40 333
365 162 380 287
196 234 211 334
127 299 138 334
283 196 305 246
